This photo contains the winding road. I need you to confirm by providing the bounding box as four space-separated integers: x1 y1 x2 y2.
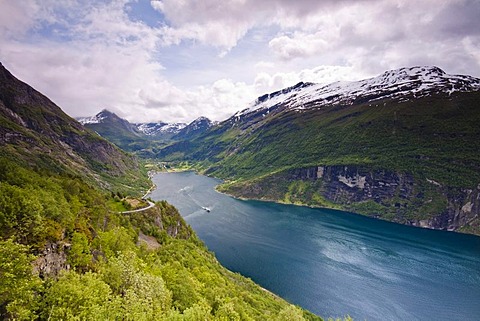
120 200 155 214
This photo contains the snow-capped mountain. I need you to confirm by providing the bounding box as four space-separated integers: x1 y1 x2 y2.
236 66 480 119
174 116 215 140
136 122 187 137
76 110 145 151
77 109 111 125
135 117 214 140
182 116 214 133
76 109 214 153
77 109 140 135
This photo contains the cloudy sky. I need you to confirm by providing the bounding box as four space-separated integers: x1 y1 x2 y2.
1 0 479 123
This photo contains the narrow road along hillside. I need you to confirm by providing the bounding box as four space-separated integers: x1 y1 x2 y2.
120 200 155 214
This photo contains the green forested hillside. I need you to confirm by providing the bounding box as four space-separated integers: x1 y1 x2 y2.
0 157 322 320
157 90 480 234
161 91 480 186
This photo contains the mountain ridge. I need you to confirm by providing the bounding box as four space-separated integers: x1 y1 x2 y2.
231 66 480 126
239 66 480 118
156 65 480 235
136 121 187 137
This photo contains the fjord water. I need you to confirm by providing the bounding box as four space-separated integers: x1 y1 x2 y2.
150 172 480 320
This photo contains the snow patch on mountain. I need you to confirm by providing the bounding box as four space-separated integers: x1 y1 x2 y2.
136 122 186 136
77 113 107 125
188 117 214 131
161 123 187 133
77 110 116 125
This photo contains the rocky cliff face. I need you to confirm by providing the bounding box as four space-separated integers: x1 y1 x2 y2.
287 166 416 205
33 242 70 278
224 165 479 234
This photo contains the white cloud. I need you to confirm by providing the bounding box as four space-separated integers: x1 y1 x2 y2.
151 0 480 76
0 0 39 37
268 33 329 61
134 77 255 122
253 65 364 95
150 0 164 12
263 0 480 76
255 61 275 70
1 0 479 125
0 0 171 121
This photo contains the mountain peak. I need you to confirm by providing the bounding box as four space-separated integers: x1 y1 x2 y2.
191 116 212 125
256 81 315 105
78 109 118 125
367 65 452 88
98 108 114 115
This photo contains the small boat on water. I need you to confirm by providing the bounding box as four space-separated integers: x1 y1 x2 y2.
202 206 211 212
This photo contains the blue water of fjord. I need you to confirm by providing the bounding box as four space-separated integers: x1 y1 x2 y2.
150 172 480 321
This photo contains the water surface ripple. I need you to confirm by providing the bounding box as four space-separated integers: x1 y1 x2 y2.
150 172 480 321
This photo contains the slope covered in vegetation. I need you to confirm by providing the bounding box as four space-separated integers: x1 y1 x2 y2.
0 62 324 320
0 157 322 320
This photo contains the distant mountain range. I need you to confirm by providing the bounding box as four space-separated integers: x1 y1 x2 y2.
155 66 480 234
136 121 186 137
77 110 214 153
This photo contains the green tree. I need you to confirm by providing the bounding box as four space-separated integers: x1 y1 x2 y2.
161 262 200 312
67 232 92 272
275 305 306 321
214 300 241 321
183 301 212 321
0 239 41 320
41 271 113 320
121 271 172 320
100 251 172 319
0 184 43 244
93 227 137 259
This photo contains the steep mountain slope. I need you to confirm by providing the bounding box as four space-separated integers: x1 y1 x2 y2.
0 155 320 321
157 66 480 234
0 63 147 192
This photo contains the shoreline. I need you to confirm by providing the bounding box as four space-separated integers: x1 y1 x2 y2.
153 170 479 237
216 186 479 236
